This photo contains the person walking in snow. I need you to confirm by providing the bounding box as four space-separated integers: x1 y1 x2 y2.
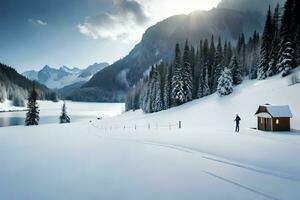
234 114 241 132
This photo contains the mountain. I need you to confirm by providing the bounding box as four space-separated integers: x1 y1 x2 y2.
57 81 87 99
70 6 266 102
217 0 285 14
22 62 109 89
0 63 57 106
79 63 109 78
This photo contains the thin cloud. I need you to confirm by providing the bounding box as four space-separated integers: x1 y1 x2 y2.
28 19 48 26
77 0 149 42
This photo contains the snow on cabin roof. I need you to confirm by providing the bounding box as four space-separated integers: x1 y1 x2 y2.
256 105 293 118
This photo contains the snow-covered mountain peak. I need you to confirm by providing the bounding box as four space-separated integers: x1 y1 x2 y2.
22 62 109 89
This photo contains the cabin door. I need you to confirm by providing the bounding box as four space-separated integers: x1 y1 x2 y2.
265 118 272 131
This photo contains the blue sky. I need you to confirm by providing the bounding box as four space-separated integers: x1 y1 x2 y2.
0 0 220 72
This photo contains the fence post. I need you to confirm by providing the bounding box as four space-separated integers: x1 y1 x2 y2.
135 124 136 130
179 121 182 129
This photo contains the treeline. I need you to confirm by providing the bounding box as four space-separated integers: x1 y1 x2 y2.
126 31 260 113
126 0 300 113
0 63 58 106
258 1 300 78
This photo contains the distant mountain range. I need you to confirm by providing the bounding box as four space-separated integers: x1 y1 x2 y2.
22 62 109 89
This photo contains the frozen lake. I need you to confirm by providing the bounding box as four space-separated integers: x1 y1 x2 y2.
0 101 124 127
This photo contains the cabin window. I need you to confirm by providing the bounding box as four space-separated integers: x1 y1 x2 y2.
261 118 264 124
276 119 279 124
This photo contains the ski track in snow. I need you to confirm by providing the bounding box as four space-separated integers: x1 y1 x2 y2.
203 171 281 200
86 128 293 200
88 123 300 181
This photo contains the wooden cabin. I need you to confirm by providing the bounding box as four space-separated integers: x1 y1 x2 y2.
255 105 293 131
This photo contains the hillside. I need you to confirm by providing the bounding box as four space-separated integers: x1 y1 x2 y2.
69 7 265 102
0 63 57 106
0 69 299 199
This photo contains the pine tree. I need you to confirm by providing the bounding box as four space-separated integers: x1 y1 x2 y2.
230 56 243 85
152 66 163 112
249 31 260 79
25 84 39 126
213 37 224 91
278 40 295 77
60 102 70 123
202 67 211 97
278 0 296 73
267 3 281 77
182 40 193 102
140 80 151 113
237 34 246 74
258 6 273 79
209 35 216 89
193 42 202 98
217 67 233 97
163 64 171 109
171 43 185 106
295 25 300 65
197 67 204 98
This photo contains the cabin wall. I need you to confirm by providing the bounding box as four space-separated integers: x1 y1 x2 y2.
272 118 290 131
258 117 290 131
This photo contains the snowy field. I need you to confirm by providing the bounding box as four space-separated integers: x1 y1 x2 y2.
0 73 300 200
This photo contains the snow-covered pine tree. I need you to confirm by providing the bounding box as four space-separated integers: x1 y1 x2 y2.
139 80 151 113
60 102 70 123
152 66 163 112
278 0 296 74
249 31 261 79
197 66 204 98
278 40 295 77
125 92 132 111
258 6 273 79
267 3 281 77
163 64 172 109
208 35 216 89
25 84 39 126
237 34 246 75
217 67 233 97
295 25 300 66
230 55 243 85
213 37 224 92
190 46 197 99
292 1 300 65
182 40 193 102
171 43 185 106
202 67 211 97
193 43 201 99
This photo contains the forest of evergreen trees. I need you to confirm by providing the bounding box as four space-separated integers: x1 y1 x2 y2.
125 0 300 113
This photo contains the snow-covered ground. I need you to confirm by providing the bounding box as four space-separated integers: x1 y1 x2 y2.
0 73 299 200
0 100 27 112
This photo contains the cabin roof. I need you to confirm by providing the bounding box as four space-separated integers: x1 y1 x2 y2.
255 105 293 118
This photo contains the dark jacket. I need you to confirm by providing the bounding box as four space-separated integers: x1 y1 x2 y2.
235 116 241 124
